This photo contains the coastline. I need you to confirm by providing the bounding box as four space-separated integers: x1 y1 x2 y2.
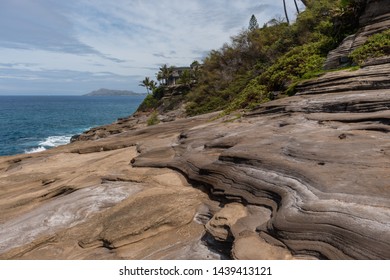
1 80 390 259
1 60 390 259
0 95 144 157
0 111 226 260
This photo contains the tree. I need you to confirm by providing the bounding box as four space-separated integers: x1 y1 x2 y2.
157 64 174 85
139 77 156 94
156 72 163 85
179 69 192 87
248 14 259 31
190 60 200 69
149 80 157 92
294 0 300 14
190 60 201 82
300 0 309 7
283 0 290 24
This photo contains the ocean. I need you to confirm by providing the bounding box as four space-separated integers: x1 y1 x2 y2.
0 95 145 156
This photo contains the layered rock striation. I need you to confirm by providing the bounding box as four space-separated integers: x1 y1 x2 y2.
298 57 390 96
128 58 390 259
1 56 390 259
130 95 390 259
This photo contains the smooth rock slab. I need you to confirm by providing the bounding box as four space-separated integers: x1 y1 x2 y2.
0 182 142 254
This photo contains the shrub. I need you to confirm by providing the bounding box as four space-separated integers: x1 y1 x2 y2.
152 86 165 100
137 94 159 112
182 0 369 116
259 42 326 92
225 80 269 113
147 111 160 126
350 30 390 65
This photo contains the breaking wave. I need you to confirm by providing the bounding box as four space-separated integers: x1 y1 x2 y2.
25 135 72 154
25 146 47 154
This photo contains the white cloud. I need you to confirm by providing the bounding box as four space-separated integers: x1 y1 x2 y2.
0 0 303 94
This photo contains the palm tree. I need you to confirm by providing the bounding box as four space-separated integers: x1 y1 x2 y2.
157 64 166 85
149 80 157 92
139 77 152 94
158 64 174 85
300 0 309 7
283 0 290 24
156 71 163 85
294 0 300 14
283 0 303 24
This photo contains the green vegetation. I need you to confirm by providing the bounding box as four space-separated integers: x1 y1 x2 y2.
137 94 158 112
258 41 326 91
349 29 390 64
137 61 198 113
184 0 367 116
137 0 380 117
179 69 192 87
225 81 269 113
139 77 156 94
248 14 259 31
157 64 173 86
147 111 160 126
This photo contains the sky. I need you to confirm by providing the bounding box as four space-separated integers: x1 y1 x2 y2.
0 0 304 95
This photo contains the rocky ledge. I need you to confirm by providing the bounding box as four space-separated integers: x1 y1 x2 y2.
324 0 390 69
1 57 389 259
131 85 390 258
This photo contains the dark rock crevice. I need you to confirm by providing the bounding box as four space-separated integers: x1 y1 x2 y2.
129 85 390 258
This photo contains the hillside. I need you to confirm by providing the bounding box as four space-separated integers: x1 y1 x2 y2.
138 0 389 117
84 88 143 96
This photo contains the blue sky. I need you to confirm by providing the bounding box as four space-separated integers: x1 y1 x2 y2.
0 0 304 95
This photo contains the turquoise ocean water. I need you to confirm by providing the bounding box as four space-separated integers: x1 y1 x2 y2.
0 95 145 156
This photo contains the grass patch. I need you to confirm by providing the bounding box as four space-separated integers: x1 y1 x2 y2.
147 111 160 126
350 29 390 65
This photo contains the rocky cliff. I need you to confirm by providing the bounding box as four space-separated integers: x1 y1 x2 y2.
324 0 390 69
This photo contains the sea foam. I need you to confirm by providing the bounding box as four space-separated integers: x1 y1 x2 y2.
25 135 71 154
25 146 47 154
39 135 71 147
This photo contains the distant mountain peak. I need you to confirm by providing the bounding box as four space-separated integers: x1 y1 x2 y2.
84 88 144 96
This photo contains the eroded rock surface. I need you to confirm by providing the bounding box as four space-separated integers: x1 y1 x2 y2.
0 142 220 259
1 70 390 259
1 67 390 259
128 65 390 259
297 57 390 95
